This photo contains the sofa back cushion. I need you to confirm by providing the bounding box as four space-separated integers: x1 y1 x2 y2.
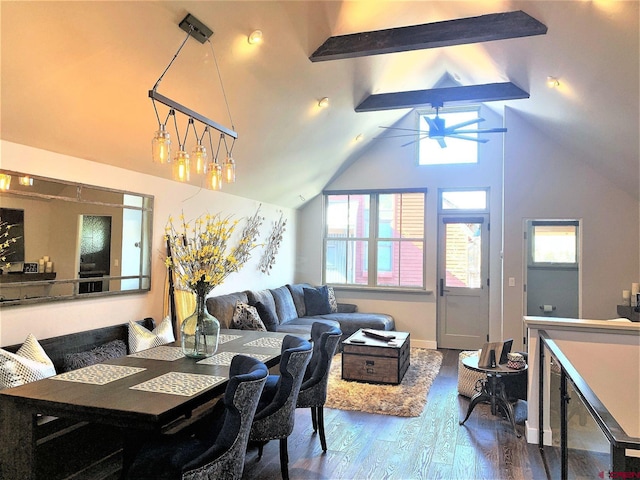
246 289 278 325
269 286 299 324
286 283 313 318
206 292 249 329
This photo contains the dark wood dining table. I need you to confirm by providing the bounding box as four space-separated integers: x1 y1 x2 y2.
0 329 288 480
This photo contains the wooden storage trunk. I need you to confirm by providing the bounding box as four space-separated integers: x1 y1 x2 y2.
342 330 410 384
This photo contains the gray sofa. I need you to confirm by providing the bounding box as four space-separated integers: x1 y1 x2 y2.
206 283 394 341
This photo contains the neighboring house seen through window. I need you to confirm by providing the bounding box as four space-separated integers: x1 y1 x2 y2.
324 190 426 289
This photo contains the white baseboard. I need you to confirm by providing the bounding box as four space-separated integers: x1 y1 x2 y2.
525 420 553 445
412 339 438 349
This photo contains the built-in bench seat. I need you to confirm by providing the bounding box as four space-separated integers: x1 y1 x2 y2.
1 318 155 479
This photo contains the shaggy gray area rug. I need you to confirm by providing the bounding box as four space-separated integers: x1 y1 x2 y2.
325 348 443 417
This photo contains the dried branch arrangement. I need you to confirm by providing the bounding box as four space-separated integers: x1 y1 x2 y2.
258 211 287 274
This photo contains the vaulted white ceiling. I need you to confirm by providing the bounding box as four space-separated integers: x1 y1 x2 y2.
1 1 638 207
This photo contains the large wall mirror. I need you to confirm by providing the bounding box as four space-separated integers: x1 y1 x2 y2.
0 169 153 307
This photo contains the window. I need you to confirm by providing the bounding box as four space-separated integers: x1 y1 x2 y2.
418 108 480 165
529 221 579 265
440 190 487 210
324 190 426 289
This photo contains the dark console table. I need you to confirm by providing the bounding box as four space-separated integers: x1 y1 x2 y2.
0 272 56 283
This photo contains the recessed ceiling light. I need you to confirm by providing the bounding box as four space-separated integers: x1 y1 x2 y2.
318 97 329 108
546 76 560 88
248 30 263 45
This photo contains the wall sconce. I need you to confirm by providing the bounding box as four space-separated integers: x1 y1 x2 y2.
546 76 560 88
248 30 263 45
318 97 330 108
150 13 238 189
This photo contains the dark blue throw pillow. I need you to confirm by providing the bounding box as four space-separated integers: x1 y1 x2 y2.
252 300 279 331
303 286 332 316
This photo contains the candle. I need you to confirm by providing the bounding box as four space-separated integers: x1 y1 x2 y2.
623 290 631 305
45 261 53 273
632 283 639 297
43 256 50 262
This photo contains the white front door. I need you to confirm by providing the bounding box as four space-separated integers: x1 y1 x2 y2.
437 214 490 349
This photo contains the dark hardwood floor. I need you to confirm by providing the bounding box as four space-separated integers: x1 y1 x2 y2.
241 348 547 480
41 348 548 480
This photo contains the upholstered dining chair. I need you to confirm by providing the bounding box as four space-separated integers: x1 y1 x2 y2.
296 322 342 452
249 335 312 480
125 355 268 480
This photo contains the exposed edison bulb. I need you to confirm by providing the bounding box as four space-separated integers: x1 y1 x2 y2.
192 143 208 175
206 163 223 190
0 174 11 191
223 156 236 184
173 150 190 182
248 30 263 45
152 125 171 164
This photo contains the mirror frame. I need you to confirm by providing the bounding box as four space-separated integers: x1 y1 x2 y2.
0 169 154 307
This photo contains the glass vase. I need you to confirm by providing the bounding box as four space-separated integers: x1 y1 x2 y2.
181 293 220 359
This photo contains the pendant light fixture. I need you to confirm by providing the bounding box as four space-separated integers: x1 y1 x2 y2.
150 13 238 190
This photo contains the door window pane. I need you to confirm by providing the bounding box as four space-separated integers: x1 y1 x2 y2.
445 222 482 288
532 223 578 264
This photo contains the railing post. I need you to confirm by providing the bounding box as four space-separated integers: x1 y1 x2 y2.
560 368 568 480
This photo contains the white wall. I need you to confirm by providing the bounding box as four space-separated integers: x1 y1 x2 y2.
0 141 298 346
297 107 505 348
503 108 640 348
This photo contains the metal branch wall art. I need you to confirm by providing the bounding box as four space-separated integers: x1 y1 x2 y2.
259 211 287 274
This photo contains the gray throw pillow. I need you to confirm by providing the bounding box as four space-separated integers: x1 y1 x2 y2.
303 285 332 316
63 339 127 372
251 301 279 331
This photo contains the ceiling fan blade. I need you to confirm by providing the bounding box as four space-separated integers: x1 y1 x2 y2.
379 126 425 133
447 134 489 143
445 117 484 131
401 135 430 147
449 127 508 134
374 133 429 139
424 116 438 131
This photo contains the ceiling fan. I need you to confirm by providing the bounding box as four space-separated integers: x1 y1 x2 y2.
379 105 507 148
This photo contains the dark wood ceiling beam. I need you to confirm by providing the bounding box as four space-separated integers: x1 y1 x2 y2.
310 11 547 62
355 82 529 112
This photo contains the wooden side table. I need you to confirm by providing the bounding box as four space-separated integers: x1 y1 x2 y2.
459 355 527 437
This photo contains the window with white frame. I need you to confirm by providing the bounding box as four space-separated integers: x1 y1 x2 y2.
324 190 426 289
529 221 579 266
418 107 480 165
